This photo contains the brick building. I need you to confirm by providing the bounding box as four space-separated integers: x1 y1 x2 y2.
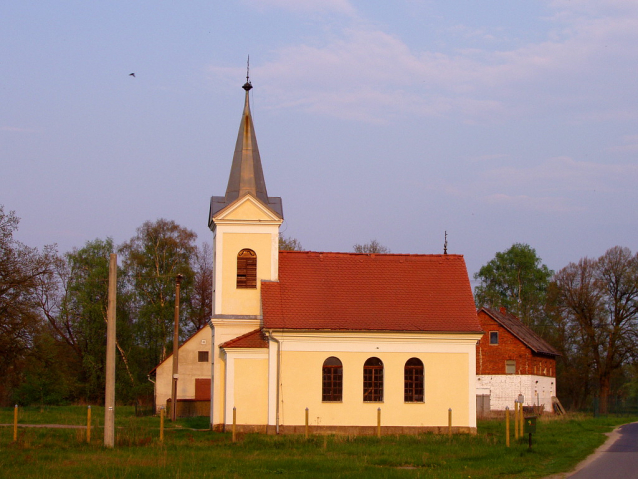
476 307 560 413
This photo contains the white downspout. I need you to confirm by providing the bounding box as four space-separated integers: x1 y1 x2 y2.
267 330 281 434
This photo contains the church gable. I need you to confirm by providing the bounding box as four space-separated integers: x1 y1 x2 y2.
214 194 282 223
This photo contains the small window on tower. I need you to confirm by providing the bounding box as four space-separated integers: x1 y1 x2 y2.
198 351 209 363
237 249 257 288
489 331 499 345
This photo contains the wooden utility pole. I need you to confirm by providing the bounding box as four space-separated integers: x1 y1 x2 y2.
170 274 183 421
104 253 117 447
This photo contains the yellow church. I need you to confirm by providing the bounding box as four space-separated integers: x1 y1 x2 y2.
199 78 484 435
153 79 483 433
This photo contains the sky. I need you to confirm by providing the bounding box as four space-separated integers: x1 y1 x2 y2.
2 0 638 282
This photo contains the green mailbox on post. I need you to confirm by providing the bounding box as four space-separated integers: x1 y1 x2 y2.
524 416 537 434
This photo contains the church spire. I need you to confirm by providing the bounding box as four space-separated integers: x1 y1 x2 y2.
209 72 283 228
224 76 269 205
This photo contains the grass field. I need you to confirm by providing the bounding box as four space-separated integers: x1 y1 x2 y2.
0 407 634 478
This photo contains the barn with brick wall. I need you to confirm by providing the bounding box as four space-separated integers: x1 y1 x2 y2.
476 307 560 414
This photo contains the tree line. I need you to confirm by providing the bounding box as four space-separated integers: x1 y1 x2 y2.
0 206 213 405
475 243 638 414
2 203 636 413
0 205 307 406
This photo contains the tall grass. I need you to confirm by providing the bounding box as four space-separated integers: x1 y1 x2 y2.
0 408 634 479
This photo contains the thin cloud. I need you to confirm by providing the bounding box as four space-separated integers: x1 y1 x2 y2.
484 156 638 194
483 193 577 213
210 1 638 124
242 0 356 16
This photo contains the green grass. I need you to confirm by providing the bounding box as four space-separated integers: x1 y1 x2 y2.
0 408 635 479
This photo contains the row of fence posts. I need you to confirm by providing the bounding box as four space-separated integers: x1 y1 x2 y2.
10 404 166 445
229 406 455 443
10 403 525 447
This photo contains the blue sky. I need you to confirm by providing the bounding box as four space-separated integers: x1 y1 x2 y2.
2 0 638 280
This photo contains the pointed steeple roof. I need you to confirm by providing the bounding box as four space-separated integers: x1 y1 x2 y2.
224 81 269 205
209 80 283 228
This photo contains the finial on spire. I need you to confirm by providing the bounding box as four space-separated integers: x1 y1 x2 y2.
242 55 252 91
444 231 448 255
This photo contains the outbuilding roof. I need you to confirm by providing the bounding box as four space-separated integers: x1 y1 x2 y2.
261 251 482 333
479 307 560 357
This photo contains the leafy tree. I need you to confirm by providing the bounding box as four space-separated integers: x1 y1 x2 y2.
119 219 196 373
0 206 56 394
11 330 73 406
554 246 638 414
37 237 137 403
474 243 553 331
353 239 390 254
279 235 303 251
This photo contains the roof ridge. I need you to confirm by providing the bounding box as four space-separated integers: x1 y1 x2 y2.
278 250 464 258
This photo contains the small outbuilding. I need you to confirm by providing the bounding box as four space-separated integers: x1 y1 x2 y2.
476 307 560 414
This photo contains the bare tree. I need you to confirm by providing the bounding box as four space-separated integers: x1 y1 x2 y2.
0 206 56 377
186 242 213 334
554 246 638 414
353 239 390 254
279 235 303 251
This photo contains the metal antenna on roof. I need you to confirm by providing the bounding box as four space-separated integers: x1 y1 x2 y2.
444 231 448 255
243 55 252 91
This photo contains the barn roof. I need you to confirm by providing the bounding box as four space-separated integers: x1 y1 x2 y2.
479 307 560 357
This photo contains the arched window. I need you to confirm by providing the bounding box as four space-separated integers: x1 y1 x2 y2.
404 358 424 402
237 249 257 288
363 357 383 402
322 357 343 402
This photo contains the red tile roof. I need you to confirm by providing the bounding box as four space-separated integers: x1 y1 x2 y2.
219 328 269 349
261 251 482 333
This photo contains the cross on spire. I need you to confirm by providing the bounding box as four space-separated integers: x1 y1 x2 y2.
243 55 252 91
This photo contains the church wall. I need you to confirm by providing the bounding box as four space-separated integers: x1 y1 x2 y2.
278 350 470 428
210 319 261 426
265 332 480 430
231 356 269 425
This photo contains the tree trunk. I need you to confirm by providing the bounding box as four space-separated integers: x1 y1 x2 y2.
599 375 611 415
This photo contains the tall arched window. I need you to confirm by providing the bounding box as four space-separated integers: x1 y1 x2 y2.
237 249 257 288
404 358 424 402
322 357 343 402
363 357 383 402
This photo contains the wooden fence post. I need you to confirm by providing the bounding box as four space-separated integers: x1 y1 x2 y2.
377 408 381 438
13 404 18 442
160 407 165 443
305 408 309 439
232 407 237 443
505 406 510 447
87 406 91 443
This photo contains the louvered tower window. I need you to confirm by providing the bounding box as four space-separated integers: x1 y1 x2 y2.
363 357 384 402
322 356 343 402
237 249 257 288
404 358 424 402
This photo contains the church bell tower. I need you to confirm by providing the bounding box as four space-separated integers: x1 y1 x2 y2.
207 77 283 428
